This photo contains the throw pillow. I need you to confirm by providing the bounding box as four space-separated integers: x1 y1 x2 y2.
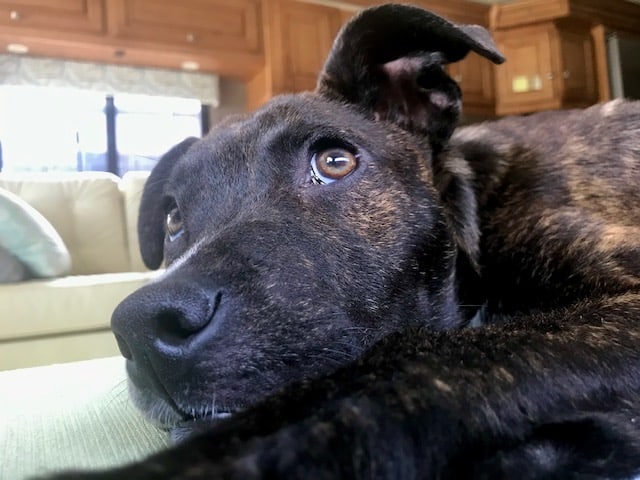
0 187 71 278
0 244 29 283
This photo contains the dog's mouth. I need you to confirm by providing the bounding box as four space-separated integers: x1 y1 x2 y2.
125 359 240 434
131 382 239 426
166 405 240 443
175 403 238 424
131 384 240 442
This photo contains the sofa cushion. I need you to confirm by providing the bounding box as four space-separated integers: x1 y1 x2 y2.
119 171 151 272
0 187 71 278
0 172 131 275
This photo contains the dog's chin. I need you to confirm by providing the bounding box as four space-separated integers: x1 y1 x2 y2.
128 380 237 442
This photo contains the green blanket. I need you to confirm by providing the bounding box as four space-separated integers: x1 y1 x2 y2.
0 356 170 479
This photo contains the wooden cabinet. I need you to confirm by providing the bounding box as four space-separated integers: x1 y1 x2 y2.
0 0 497 113
2 0 640 116
448 52 495 116
0 0 264 79
494 21 597 115
247 0 494 112
560 26 597 104
247 0 346 109
488 0 640 115
0 0 105 34
494 25 558 114
108 0 261 54
104 0 264 77
269 0 343 93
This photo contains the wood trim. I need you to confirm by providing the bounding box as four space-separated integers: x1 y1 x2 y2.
292 0 490 25
569 0 640 34
591 24 611 102
491 0 640 33
412 0 490 25
246 0 277 110
490 0 570 30
0 30 264 79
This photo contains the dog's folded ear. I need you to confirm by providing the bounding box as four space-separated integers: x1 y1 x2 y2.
316 4 504 153
138 137 199 269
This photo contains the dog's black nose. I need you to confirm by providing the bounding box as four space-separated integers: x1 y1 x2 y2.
111 278 223 361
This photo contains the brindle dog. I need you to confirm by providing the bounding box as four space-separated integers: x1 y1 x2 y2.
49 4 640 479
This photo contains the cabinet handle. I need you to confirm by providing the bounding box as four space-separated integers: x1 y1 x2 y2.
563 70 570 79
546 72 554 80
186 33 196 43
9 10 21 21
453 74 463 83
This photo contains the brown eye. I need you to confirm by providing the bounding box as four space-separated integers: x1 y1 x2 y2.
166 207 184 241
311 148 358 184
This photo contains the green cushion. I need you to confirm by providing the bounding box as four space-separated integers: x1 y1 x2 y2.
0 357 170 479
0 187 71 278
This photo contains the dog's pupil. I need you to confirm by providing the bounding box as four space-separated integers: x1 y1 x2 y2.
318 149 356 179
166 208 183 236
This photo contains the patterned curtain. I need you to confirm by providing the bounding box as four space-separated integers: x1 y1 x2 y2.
0 54 219 106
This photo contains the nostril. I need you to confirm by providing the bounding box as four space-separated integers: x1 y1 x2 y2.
157 310 197 343
212 290 223 315
156 290 224 345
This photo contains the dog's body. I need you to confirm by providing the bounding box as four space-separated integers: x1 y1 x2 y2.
48 5 640 479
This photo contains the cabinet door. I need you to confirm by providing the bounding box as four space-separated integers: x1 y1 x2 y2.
495 25 560 115
273 0 344 93
448 52 495 115
559 28 597 105
108 0 261 53
0 0 104 33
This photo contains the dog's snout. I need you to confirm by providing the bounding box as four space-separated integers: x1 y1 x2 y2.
111 279 224 362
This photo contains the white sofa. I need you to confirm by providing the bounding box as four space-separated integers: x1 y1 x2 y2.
0 171 160 370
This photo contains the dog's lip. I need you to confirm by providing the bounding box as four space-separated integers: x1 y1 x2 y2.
208 410 234 420
177 404 239 422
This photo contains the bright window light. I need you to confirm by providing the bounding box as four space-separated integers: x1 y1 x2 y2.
0 86 203 174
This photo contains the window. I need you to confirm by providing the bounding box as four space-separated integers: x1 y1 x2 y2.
114 94 204 174
0 86 207 175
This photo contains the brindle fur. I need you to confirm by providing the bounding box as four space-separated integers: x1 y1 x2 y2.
46 4 640 479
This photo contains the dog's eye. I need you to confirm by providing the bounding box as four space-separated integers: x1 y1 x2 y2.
166 207 184 241
311 148 358 185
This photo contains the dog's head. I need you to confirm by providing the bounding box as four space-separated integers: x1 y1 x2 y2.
111 4 503 438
